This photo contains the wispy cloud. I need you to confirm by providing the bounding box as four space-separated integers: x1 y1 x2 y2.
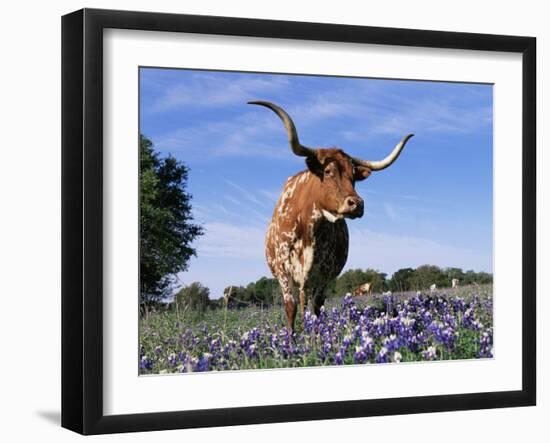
363 189 449 211
151 76 491 162
336 90 492 141
153 110 299 161
383 202 399 222
224 179 270 209
258 188 281 203
145 65 494 166
223 194 270 226
147 74 290 114
285 94 361 125
195 222 266 259
193 199 269 229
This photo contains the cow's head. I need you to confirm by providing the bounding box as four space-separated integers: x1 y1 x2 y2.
248 100 413 222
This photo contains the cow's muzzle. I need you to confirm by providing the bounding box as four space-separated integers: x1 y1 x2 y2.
340 196 364 219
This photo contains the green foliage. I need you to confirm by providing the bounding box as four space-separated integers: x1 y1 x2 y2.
140 135 204 303
399 265 491 290
462 270 493 285
408 264 446 290
334 269 364 295
216 265 492 308
253 276 282 304
325 279 337 298
388 267 415 292
175 282 211 313
445 267 465 282
330 268 386 296
223 277 281 307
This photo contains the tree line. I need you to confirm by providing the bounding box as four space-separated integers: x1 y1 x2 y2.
170 265 493 313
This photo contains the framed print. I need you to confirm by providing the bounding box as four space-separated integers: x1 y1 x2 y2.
61 8 536 435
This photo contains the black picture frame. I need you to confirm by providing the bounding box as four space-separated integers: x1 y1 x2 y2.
61 8 536 435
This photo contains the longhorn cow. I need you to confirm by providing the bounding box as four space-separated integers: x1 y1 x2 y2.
353 282 373 297
249 101 413 331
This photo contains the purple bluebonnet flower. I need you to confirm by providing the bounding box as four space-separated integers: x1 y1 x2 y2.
479 329 493 358
209 337 221 353
383 334 400 352
167 352 178 367
376 347 389 363
422 346 438 361
140 355 153 370
197 353 213 371
342 334 352 349
354 345 369 364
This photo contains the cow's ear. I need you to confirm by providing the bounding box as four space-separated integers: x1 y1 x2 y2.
354 165 371 181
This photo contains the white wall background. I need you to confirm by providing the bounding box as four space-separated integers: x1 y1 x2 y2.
0 1 545 441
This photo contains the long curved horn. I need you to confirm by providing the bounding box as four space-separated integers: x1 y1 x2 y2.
248 100 316 157
351 134 414 171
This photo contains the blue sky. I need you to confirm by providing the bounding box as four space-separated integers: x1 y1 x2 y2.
140 68 493 298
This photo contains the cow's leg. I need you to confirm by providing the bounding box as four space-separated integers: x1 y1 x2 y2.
278 275 297 332
284 297 297 332
312 286 327 317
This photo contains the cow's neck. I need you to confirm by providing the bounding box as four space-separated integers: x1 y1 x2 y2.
292 171 344 244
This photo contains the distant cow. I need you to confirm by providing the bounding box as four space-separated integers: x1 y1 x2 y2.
451 278 459 289
353 282 373 297
250 100 413 331
429 284 437 293
382 290 393 297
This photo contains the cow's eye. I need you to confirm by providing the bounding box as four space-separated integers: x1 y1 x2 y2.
324 167 333 176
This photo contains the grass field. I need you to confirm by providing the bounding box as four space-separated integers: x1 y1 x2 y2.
139 285 493 374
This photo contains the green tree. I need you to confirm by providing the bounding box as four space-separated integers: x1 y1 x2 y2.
463 271 492 285
334 268 386 295
222 278 281 307
325 279 338 298
244 282 257 304
253 277 280 305
389 267 415 292
462 270 477 285
442 267 465 287
409 264 445 290
223 285 247 308
475 272 493 284
175 282 210 313
140 135 204 303
364 269 387 292
335 269 367 295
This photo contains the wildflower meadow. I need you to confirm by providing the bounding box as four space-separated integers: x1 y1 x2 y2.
139 285 493 374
